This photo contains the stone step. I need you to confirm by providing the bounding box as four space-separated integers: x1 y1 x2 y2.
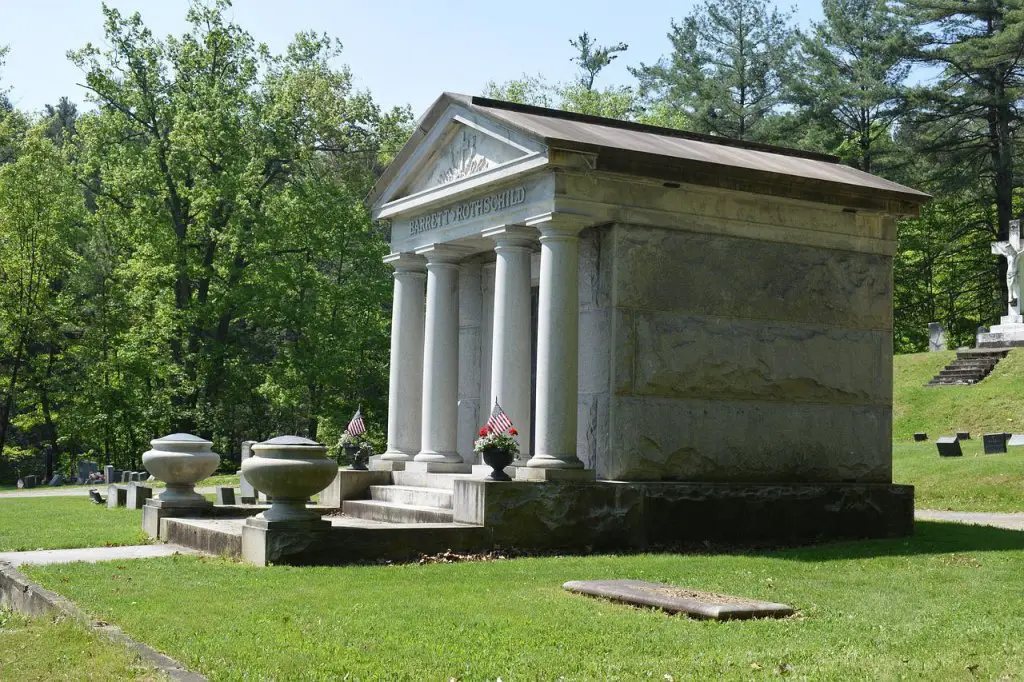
938 369 990 377
391 471 477 490
342 499 454 524
370 485 453 509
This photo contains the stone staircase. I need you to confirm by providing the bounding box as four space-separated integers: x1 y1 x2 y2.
341 471 469 525
927 348 1011 386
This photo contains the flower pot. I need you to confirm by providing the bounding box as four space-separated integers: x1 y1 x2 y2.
343 443 367 470
242 436 337 522
481 447 514 481
142 433 220 506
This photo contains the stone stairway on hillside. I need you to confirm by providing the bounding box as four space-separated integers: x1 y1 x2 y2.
341 471 467 524
927 348 1011 386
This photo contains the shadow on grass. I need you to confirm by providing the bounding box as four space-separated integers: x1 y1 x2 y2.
771 520 1024 562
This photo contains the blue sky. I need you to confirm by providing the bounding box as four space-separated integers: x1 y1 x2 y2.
2 0 826 116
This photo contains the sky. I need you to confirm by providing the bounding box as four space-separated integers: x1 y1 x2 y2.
1 0 826 117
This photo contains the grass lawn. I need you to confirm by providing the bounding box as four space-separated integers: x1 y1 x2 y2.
24 521 1024 680
894 441 1024 512
0 497 147 552
0 611 163 681
0 473 240 492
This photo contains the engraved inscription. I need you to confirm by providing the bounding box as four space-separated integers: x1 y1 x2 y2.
409 186 527 237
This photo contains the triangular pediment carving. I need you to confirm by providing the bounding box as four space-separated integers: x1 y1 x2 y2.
402 123 531 196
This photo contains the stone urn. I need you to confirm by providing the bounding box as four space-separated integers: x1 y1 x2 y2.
142 433 220 506
481 447 514 481
242 436 336 522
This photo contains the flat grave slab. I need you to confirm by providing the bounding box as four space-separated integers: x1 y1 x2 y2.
936 437 963 457
956 431 971 440
913 432 928 442
1008 434 1024 447
562 579 794 620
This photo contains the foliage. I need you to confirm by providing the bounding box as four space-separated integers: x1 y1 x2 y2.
26 525 1024 679
473 425 520 455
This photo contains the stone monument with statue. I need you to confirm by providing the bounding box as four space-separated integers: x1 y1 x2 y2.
978 219 1024 347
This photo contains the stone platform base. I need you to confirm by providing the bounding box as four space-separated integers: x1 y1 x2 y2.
164 480 913 566
977 321 1024 347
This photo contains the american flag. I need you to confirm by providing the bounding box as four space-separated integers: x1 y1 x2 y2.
347 408 366 436
486 399 512 434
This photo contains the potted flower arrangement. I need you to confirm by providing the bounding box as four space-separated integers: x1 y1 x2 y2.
474 425 520 481
338 431 370 470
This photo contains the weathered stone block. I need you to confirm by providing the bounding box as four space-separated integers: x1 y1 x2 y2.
318 470 390 507
612 226 892 331
606 396 891 482
106 485 127 509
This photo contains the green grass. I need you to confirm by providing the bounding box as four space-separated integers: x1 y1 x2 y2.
24 522 1024 680
0 497 147 551
0 610 163 680
894 349 1024 441
894 441 1024 512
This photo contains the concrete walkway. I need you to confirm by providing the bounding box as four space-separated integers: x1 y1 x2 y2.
0 486 219 499
0 544 199 567
915 509 1024 531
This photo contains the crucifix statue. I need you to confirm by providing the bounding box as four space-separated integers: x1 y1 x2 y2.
992 219 1024 319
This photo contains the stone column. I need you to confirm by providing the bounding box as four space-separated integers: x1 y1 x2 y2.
381 253 426 461
526 216 591 474
457 262 483 464
415 246 463 463
483 225 535 461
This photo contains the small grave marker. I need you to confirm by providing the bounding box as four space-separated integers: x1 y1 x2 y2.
936 437 963 457
563 580 794 620
76 460 98 484
121 471 131 483
104 465 115 485
983 433 1009 454
107 485 127 508
126 484 153 509
23 475 37 488
1008 434 1024 447
215 486 236 505
956 431 971 440
913 433 928 442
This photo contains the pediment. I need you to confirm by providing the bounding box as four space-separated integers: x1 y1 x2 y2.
404 124 527 196
372 101 547 217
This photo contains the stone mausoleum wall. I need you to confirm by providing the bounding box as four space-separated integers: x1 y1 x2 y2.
572 181 895 483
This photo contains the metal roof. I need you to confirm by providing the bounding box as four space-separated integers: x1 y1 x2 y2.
368 93 930 211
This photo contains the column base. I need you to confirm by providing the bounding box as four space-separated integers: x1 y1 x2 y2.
379 450 414 462
515 468 596 482
405 461 473 474
413 451 462 464
526 455 584 470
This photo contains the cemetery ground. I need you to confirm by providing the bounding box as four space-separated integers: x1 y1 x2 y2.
12 521 1024 679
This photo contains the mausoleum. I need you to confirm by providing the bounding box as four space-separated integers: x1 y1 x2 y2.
368 93 929 489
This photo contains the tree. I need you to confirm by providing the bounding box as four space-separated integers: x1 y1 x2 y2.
902 0 1024 310
791 0 911 172
59 0 405 460
630 0 797 141
569 32 628 91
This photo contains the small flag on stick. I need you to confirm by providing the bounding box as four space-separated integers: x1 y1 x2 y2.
347 408 366 436
486 398 513 434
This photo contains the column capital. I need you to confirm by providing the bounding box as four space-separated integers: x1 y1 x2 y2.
414 243 476 264
481 224 538 249
383 252 426 273
526 212 592 240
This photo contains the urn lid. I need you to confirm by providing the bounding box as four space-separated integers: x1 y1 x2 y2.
260 435 323 447
149 432 213 448
252 435 327 456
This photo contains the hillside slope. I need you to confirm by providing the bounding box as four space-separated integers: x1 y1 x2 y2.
894 349 1024 441
893 349 1024 512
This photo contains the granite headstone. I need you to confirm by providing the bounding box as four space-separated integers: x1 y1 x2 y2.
983 433 1009 454
937 437 963 457
913 433 928 442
